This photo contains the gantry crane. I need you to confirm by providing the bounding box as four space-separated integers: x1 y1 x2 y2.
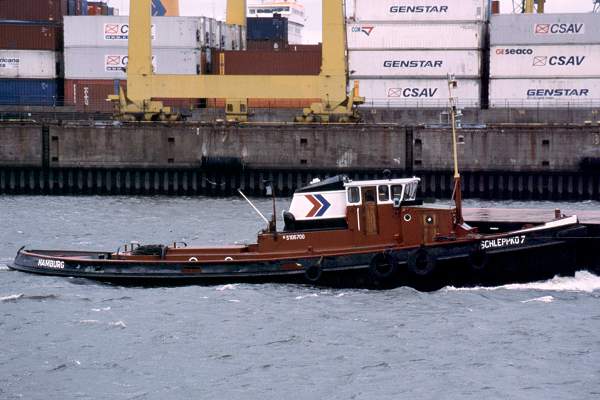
513 0 545 13
111 0 363 122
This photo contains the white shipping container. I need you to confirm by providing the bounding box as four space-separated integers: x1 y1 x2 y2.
347 23 484 50
223 25 242 51
349 50 480 78
355 78 481 108
490 13 600 46
210 19 221 49
490 44 600 78
64 16 204 48
0 50 59 79
489 78 600 108
65 47 200 79
349 0 486 22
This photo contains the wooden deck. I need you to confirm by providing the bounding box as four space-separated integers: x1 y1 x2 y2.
464 208 600 224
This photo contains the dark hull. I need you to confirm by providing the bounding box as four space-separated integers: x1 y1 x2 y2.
10 221 600 291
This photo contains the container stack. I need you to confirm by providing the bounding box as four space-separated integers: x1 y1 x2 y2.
489 13 600 108
346 0 486 108
86 1 115 16
246 15 289 50
0 0 86 105
63 16 243 112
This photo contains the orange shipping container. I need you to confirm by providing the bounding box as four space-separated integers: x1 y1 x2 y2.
0 23 62 50
64 79 203 112
212 47 322 75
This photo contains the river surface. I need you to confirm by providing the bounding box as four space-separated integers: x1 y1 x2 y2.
1 196 599 399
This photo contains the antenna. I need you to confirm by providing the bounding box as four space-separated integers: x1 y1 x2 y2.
237 189 271 229
447 74 464 225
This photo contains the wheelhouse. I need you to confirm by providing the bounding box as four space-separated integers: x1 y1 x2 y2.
344 178 420 207
283 175 421 231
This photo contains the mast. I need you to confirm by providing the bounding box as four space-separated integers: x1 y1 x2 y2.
448 75 464 225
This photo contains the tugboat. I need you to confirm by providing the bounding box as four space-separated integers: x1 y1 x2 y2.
10 78 600 290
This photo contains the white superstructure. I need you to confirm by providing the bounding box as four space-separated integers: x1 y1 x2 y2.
247 0 306 44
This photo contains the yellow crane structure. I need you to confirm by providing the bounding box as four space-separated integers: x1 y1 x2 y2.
112 0 364 122
521 0 545 13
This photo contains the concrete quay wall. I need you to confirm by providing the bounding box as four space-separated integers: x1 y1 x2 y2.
1 122 599 199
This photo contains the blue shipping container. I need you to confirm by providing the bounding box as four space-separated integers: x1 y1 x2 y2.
247 17 289 42
68 0 88 15
0 79 59 106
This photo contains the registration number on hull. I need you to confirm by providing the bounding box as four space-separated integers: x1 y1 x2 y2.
282 234 306 241
480 235 526 250
37 259 65 269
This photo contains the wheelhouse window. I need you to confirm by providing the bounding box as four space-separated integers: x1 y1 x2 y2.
405 182 417 201
347 187 360 204
378 185 389 202
391 185 404 201
364 188 376 203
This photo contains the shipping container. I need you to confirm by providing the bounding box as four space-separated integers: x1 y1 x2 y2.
212 49 321 75
348 0 486 22
0 22 62 50
489 78 600 108
0 0 67 22
205 98 318 109
64 79 203 112
349 50 481 78
355 78 481 108
0 79 60 106
347 23 484 50
490 13 600 46
64 47 201 79
64 16 204 48
490 44 600 78
0 50 60 79
247 16 289 42
246 39 289 51
246 41 321 52
68 0 89 16
87 1 111 16
210 18 221 49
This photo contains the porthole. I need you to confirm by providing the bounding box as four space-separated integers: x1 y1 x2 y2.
426 216 434 224
403 214 412 222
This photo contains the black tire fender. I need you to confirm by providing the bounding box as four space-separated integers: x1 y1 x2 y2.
468 249 488 271
369 252 397 280
304 257 323 283
407 247 436 276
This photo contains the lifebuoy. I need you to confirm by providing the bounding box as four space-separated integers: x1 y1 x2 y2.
304 258 323 283
369 252 397 281
468 249 488 271
407 247 436 276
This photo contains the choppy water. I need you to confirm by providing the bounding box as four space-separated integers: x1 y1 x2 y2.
1 196 599 399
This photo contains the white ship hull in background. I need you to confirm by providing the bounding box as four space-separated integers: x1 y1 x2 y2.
347 0 486 22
